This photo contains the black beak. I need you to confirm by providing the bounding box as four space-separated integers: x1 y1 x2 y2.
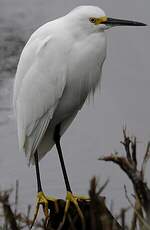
104 17 147 26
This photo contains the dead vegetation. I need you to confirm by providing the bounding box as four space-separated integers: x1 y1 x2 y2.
99 128 150 230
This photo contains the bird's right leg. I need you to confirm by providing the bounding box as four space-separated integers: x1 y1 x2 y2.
31 151 58 229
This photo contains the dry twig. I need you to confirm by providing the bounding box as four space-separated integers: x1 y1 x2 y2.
99 128 150 226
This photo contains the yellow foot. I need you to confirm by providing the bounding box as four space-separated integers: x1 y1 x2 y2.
30 191 58 229
74 194 90 201
58 192 89 230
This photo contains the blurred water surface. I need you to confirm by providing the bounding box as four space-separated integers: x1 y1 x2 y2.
0 0 150 219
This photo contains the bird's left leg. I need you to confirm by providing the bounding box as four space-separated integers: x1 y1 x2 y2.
54 124 87 228
31 151 58 228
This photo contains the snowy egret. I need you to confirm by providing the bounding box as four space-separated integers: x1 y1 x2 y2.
13 5 146 226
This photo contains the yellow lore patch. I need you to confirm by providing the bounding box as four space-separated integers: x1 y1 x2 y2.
95 16 108 25
89 16 108 25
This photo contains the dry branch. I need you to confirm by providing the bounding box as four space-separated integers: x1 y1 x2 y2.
99 128 150 226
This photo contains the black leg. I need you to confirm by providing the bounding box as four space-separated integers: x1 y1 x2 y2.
34 151 43 193
54 124 72 193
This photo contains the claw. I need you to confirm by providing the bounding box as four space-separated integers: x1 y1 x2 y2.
30 192 58 229
66 192 84 221
58 192 86 230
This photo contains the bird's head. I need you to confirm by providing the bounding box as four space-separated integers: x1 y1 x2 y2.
67 6 146 33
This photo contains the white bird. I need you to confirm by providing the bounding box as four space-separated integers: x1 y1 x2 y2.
13 5 146 227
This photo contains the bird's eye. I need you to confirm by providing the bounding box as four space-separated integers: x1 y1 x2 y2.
89 17 96 24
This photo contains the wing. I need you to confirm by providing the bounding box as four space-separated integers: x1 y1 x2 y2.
13 34 67 164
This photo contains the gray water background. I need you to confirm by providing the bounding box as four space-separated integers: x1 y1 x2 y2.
0 0 150 219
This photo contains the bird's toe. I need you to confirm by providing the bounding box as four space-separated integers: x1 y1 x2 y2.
31 191 58 229
58 191 86 230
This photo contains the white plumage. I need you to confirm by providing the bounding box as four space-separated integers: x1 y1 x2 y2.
13 6 107 164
